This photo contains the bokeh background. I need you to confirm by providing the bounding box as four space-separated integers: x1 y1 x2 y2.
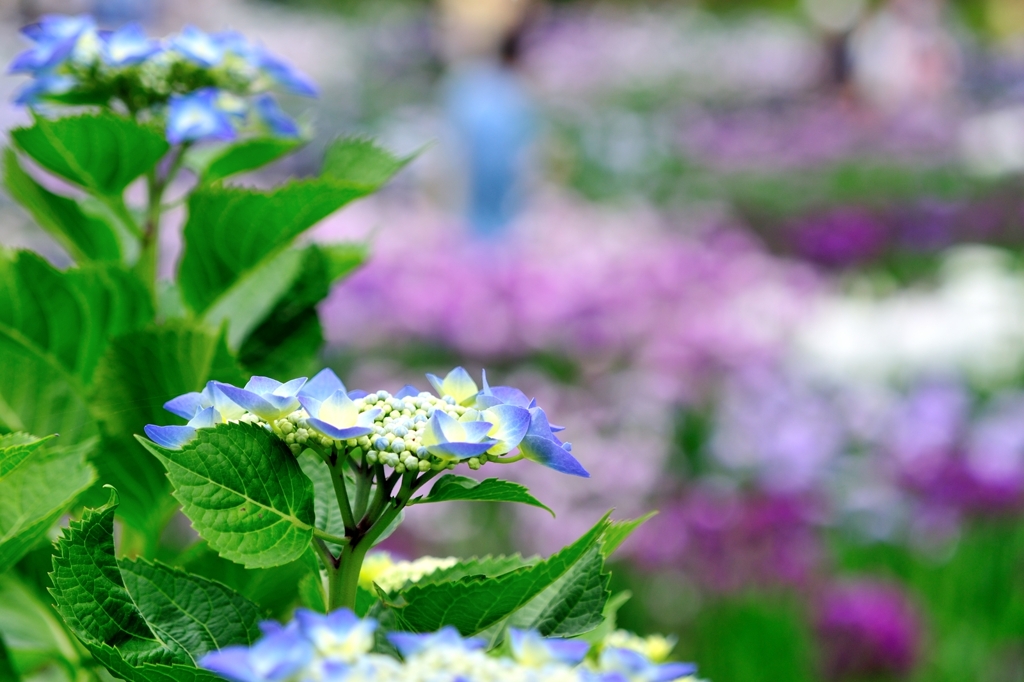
5 0 1024 680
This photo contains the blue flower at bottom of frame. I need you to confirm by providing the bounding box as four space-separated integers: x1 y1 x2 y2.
199 619 312 682
215 375 308 421
166 88 237 144
508 628 590 668
387 625 486 658
294 608 376 662
421 410 497 460
599 647 698 682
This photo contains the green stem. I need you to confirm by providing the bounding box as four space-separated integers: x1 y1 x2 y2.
328 457 357 532
313 528 350 546
353 465 372 521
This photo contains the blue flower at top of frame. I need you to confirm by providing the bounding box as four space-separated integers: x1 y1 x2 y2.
254 94 300 137
166 88 237 144
294 608 376 662
518 407 589 478
421 410 496 460
144 406 219 450
387 625 486 658
13 74 74 104
299 389 380 441
9 14 96 74
214 375 307 422
299 368 347 403
426 367 480 406
101 23 159 66
164 380 248 422
600 647 698 682
508 628 590 668
255 49 318 97
480 404 531 455
394 384 422 399
168 25 223 66
475 369 534 410
199 618 312 682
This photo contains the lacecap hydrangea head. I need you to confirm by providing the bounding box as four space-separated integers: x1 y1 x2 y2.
8 15 315 142
146 366 589 478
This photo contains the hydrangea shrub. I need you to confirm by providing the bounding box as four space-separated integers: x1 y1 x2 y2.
0 16 695 682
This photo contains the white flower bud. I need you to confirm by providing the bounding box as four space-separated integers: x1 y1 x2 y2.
390 439 406 454
278 420 295 435
374 437 390 451
366 450 379 464
358 436 371 448
391 426 409 438
376 390 390 400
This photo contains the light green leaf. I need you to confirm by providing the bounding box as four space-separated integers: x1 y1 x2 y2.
410 475 553 516
3 148 122 262
386 555 534 593
49 490 189 668
90 322 245 541
139 422 317 568
322 136 415 190
178 179 370 314
0 573 81 679
382 513 611 635
0 439 95 568
10 112 168 196
88 642 226 682
601 511 657 558
0 432 55 480
189 137 304 184
0 251 153 439
118 558 262 661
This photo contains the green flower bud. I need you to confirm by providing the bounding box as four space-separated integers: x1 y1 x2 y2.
468 458 481 470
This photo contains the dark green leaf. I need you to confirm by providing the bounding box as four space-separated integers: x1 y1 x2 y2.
238 243 366 378
0 439 95 567
190 138 304 184
0 432 55 480
11 112 168 196
49 490 188 667
504 545 609 637
297 451 348 555
178 179 370 314
382 513 610 635
139 422 317 568
3 148 122 262
118 558 262 660
0 631 21 681
88 642 226 682
322 136 414 190
410 475 553 516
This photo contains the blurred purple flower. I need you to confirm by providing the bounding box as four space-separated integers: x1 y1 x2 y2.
816 580 920 680
791 208 888 268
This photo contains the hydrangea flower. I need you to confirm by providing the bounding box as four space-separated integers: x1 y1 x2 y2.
101 23 158 66
166 88 237 144
294 609 377 663
599 647 699 682
388 625 486 657
147 367 588 478
509 628 590 667
9 14 96 74
168 25 224 67
200 618 312 682
143 405 220 449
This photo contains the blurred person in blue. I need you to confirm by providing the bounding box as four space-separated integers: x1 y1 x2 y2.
439 0 538 239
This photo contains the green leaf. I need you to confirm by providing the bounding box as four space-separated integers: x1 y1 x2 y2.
0 432 55 480
50 490 262 681
297 451 348 555
180 542 319 619
0 632 21 682
0 573 82 678
601 511 657 558
118 558 262 660
178 179 370 315
10 112 168 196
410 475 553 516
139 422 317 568
89 322 245 541
3 148 122 262
382 513 611 635
322 136 414 190
189 137 304 184
238 243 365 378
49 490 189 667
0 251 153 439
0 439 95 568
386 555 534 593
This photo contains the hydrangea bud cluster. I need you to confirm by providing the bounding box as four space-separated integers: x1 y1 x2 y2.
199 608 701 682
145 366 589 478
9 14 315 142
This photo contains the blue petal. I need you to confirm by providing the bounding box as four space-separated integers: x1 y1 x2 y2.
526 407 562 443
483 405 531 454
519 436 589 477
169 25 223 66
254 94 299 137
245 375 283 394
307 418 373 441
458 420 495 443
258 50 319 97
388 626 484 657
164 392 203 420
166 89 235 144
395 384 420 399
348 389 369 399
300 368 345 403
144 424 196 450
425 440 496 460
509 629 589 666
426 373 445 397
275 376 308 397
187 406 219 429
102 23 158 65
13 74 75 104
297 395 323 419
652 662 699 681
214 382 297 420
